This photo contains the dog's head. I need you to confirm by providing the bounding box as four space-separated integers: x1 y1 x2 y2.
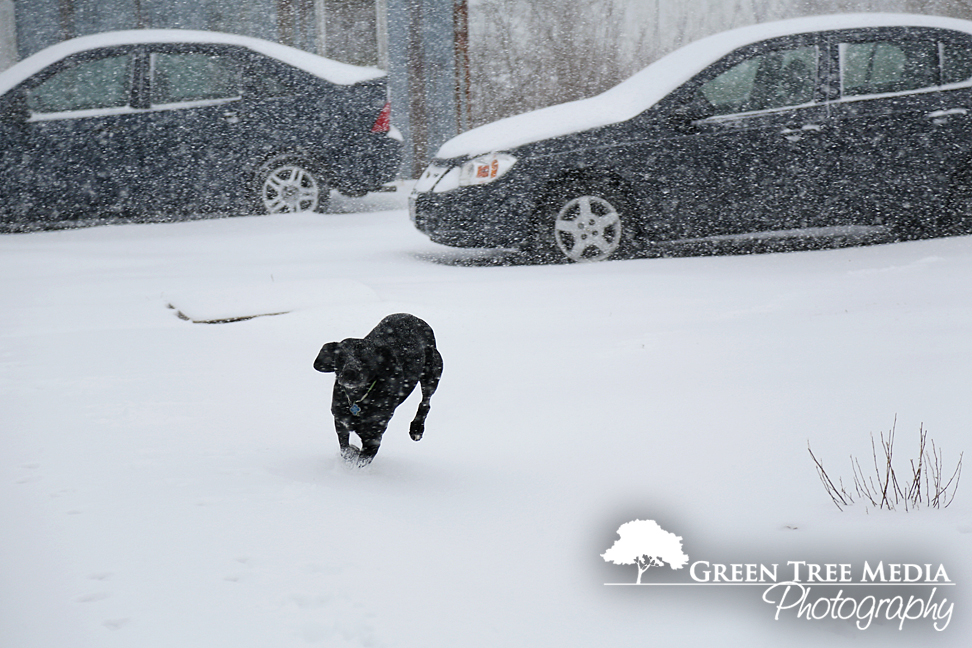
314 338 391 398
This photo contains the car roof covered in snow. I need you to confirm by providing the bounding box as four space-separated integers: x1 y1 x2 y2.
0 29 386 97
436 13 972 160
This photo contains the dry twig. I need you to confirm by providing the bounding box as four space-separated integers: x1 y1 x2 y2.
808 418 963 512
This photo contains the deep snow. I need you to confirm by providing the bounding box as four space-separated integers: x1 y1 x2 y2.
1 188 970 647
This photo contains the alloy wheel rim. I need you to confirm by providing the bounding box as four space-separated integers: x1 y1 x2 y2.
554 195 622 262
262 165 319 213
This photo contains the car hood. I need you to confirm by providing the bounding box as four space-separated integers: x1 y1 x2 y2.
0 29 386 97
436 12 972 160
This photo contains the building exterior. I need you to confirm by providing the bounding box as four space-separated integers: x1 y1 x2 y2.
1 0 468 177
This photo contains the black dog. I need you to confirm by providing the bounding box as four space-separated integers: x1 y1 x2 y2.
313 313 443 466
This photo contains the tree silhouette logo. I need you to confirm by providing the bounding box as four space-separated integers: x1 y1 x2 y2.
602 519 689 584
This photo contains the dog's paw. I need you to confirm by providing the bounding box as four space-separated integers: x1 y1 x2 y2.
409 422 424 442
341 445 375 468
340 445 361 463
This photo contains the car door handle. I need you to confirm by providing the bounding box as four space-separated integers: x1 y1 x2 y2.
780 124 823 142
926 108 968 125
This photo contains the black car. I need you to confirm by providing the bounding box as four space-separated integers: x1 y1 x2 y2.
411 14 972 262
0 30 402 228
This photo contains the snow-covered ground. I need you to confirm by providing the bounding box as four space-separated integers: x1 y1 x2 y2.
1 189 970 647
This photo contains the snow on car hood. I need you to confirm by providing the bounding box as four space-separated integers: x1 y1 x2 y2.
0 29 386 97
436 13 972 160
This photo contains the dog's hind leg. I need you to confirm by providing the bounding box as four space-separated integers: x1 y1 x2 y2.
409 346 443 441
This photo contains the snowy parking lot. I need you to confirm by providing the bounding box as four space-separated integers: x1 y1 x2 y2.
1 190 970 647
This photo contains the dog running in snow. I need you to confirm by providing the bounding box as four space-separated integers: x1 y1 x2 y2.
313 313 443 466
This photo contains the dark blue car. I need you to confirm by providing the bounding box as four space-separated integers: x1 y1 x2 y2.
411 14 972 262
0 30 402 230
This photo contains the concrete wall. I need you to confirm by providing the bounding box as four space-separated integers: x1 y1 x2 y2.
387 0 462 177
0 0 17 72
13 0 290 59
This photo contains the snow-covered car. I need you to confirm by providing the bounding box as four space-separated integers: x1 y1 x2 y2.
411 13 972 263
0 30 402 227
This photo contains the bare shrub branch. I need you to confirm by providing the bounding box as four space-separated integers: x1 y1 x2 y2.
808 418 963 512
808 442 852 510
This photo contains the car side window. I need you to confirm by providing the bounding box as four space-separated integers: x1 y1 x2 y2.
26 54 133 114
151 52 241 105
839 39 939 96
699 46 817 115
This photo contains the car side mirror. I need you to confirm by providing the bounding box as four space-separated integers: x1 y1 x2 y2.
668 109 705 133
668 96 713 133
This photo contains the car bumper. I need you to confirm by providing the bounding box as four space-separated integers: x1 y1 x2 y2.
409 172 537 249
333 133 404 195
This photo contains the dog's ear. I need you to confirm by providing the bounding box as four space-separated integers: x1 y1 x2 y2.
313 342 341 373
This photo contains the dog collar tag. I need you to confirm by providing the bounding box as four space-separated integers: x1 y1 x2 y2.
343 380 376 417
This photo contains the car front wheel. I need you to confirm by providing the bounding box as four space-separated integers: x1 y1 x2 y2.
536 183 635 263
256 157 328 214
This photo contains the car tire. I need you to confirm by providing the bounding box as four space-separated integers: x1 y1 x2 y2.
255 156 329 214
533 181 637 263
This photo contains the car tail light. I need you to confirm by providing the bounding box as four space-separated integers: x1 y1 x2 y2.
371 102 391 133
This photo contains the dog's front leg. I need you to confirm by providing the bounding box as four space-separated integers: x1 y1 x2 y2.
355 438 381 466
353 418 391 467
334 419 359 462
